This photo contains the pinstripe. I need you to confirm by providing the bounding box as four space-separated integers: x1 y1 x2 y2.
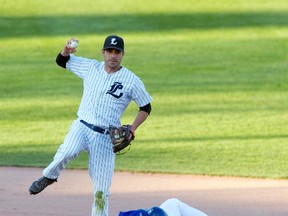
66 54 152 127
43 50 152 216
43 120 87 179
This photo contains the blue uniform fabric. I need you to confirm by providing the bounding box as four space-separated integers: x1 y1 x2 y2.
119 209 148 216
119 207 167 216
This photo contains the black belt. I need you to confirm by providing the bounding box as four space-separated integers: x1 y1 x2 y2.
80 120 109 135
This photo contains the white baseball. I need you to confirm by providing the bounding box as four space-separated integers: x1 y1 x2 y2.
69 40 78 48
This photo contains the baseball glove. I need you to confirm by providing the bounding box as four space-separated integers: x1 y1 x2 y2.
109 125 135 153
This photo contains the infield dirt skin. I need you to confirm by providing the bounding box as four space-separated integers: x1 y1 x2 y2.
1 167 288 216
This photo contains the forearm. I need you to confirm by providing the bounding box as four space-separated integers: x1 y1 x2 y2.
56 38 78 68
131 111 149 133
56 53 70 68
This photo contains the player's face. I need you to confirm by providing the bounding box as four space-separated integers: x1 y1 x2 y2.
102 48 124 73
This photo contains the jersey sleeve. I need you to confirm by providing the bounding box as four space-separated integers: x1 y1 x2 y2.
66 54 98 79
131 76 153 107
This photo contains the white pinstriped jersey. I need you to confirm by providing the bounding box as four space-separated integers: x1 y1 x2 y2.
66 54 152 127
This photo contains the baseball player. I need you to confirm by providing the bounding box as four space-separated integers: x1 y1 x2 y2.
28 35 152 216
119 198 208 216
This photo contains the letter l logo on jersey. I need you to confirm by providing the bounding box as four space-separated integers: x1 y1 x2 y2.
106 82 123 98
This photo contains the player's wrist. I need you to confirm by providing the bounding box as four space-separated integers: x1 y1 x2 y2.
130 128 135 136
61 50 70 57
130 126 136 134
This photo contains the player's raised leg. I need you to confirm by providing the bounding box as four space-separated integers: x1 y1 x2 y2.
29 120 87 195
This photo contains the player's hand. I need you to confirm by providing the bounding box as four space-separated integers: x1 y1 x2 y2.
61 38 78 56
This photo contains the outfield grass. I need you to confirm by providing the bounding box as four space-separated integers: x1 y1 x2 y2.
1 0 288 179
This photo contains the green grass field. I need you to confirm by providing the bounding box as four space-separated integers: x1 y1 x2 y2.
1 0 288 179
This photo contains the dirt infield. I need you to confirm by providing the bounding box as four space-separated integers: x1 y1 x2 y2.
1 167 288 216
